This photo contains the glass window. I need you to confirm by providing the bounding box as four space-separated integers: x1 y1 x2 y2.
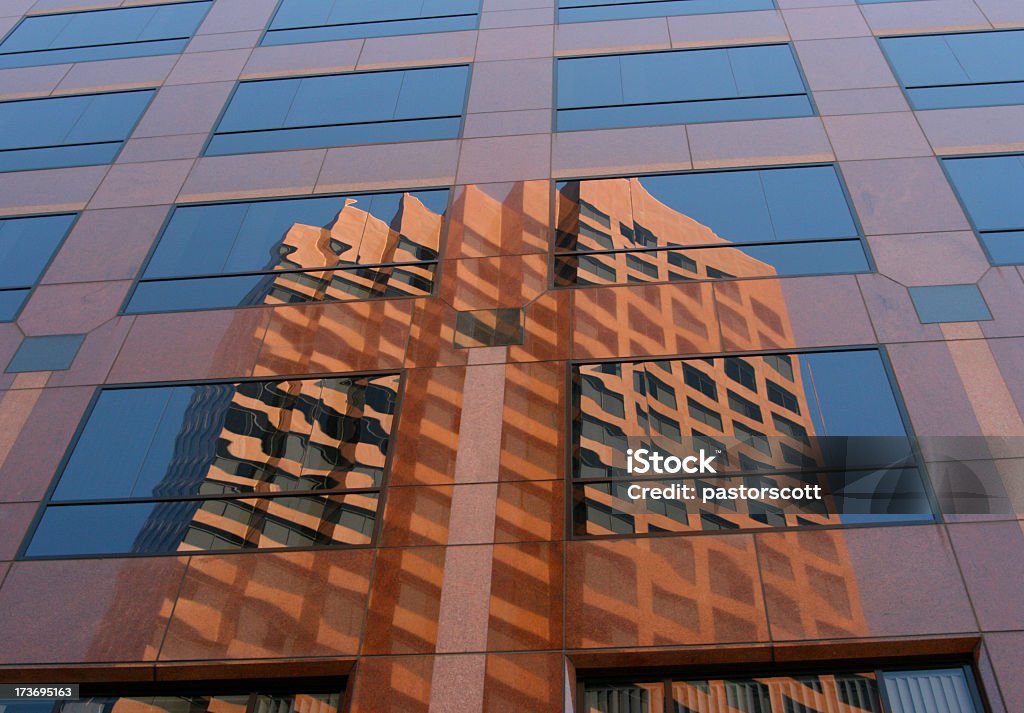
126 189 448 313
942 154 1024 265
1 689 345 713
572 349 932 536
556 44 813 131
554 165 868 286
0 213 75 320
0 90 153 172
583 667 982 713
880 30 1024 110
263 0 480 45
0 2 211 68
23 374 401 557
558 0 774 23
206 66 469 155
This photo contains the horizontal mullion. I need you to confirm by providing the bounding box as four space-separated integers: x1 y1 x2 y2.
0 140 121 154
140 260 439 284
0 36 189 57
270 12 478 33
214 115 462 136
47 486 383 507
905 78 1024 90
558 92 807 112
556 236 863 255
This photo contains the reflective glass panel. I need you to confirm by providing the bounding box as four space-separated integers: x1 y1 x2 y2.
556 45 813 130
127 189 447 313
943 154 1024 265
558 0 774 23
0 2 211 68
0 90 153 172
25 374 399 557
554 166 866 284
207 66 469 155
880 30 1024 110
572 350 932 535
263 0 480 44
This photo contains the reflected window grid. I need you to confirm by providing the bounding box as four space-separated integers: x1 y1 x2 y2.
9 690 346 713
572 349 934 537
23 373 402 558
553 165 870 286
124 189 449 314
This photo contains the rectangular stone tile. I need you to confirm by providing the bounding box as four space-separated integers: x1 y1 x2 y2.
479 7 554 28
814 87 910 115
975 0 1024 25
865 231 990 287
132 82 234 138
463 109 552 138
555 17 670 55
861 0 991 33
242 39 362 79
88 159 194 209
17 280 131 334
553 125 689 177
0 503 36 559
179 150 326 202
840 157 972 235
117 134 206 163
476 25 553 61
783 5 871 38
823 112 933 160
467 58 552 113
668 10 788 47
358 31 477 70
488 542 563 651
794 37 898 91
53 55 176 94
196 0 278 34
688 117 833 169
0 166 107 216
316 140 459 194
165 48 250 85
949 521 1024 631
185 30 262 53
457 134 550 184
0 64 70 100
917 105 1024 155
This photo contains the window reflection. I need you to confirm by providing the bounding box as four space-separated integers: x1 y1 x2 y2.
573 349 933 535
942 154 1024 265
127 190 447 313
26 374 399 557
0 213 76 320
555 166 868 285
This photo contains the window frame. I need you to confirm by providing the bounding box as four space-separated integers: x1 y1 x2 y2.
564 345 938 542
549 162 875 290
119 187 454 316
17 369 407 561
0 88 156 173
575 663 989 713
0 0 212 69
553 42 818 133
203 63 473 157
258 0 482 46
0 210 79 322
877 27 1024 112
939 150 1024 267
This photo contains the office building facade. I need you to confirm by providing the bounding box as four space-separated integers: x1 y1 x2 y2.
0 0 1022 711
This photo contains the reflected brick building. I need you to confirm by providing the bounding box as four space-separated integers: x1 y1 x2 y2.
0 0 1023 713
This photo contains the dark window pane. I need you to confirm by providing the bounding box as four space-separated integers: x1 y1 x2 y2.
943 155 1024 232
981 230 1024 265
0 213 75 288
0 289 29 321
556 44 811 130
265 0 479 44
558 0 774 23
0 2 210 68
209 66 468 154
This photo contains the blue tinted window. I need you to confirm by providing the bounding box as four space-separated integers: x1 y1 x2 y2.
0 2 211 68
554 165 866 285
558 0 774 23
263 0 480 45
24 375 401 557
556 45 813 131
0 90 153 172
0 213 75 320
126 189 448 313
943 154 1024 265
880 30 1024 110
207 66 469 155
909 284 992 324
